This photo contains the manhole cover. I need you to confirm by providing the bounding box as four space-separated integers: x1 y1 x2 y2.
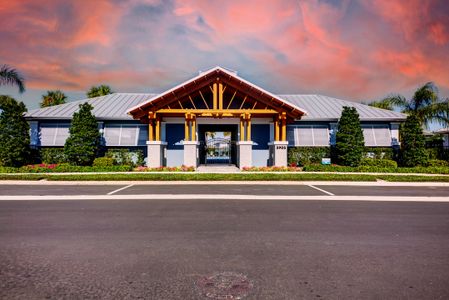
196 271 253 299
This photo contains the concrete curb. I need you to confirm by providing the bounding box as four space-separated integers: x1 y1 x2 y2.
0 194 448 202
1 180 449 186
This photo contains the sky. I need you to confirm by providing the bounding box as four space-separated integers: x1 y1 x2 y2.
1 0 449 111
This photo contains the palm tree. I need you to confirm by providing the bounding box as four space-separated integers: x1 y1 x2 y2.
87 85 113 98
40 90 67 108
0 64 25 93
368 98 395 110
377 82 449 128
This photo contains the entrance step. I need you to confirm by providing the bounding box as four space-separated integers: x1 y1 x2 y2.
196 165 240 173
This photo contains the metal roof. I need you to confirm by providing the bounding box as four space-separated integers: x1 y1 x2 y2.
25 93 406 122
279 94 406 121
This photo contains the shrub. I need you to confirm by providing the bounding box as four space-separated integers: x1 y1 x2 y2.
364 147 394 160
64 103 101 166
360 158 398 168
400 115 428 167
288 147 331 166
40 148 66 164
427 159 449 167
105 149 144 167
0 96 30 167
93 157 114 167
335 107 365 166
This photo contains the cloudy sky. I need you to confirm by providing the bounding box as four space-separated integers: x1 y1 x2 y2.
1 0 448 110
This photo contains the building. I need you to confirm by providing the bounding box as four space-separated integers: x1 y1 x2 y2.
25 66 406 168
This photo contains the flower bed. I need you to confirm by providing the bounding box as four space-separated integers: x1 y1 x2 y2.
241 166 302 172
134 165 195 172
0 163 133 173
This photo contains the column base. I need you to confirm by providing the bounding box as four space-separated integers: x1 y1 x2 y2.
268 141 288 167
183 141 199 168
237 141 253 169
146 141 167 168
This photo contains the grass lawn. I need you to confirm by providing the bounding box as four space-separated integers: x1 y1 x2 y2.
1 173 449 182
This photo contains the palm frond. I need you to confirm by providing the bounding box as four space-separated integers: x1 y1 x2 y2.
0 64 25 93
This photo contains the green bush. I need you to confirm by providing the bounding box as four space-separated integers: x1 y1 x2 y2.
288 147 331 166
364 147 394 160
426 159 449 167
64 103 101 166
0 96 31 167
92 157 114 167
40 148 67 164
303 164 449 174
400 115 428 167
360 158 397 168
335 107 365 166
105 149 145 167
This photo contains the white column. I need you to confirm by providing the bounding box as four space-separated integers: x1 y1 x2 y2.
237 141 253 169
183 141 199 168
268 141 288 167
146 141 167 167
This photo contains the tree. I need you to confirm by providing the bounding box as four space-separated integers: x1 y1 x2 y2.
0 96 30 166
377 82 449 127
335 106 365 167
64 103 101 166
87 85 113 98
40 90 67 107
368 98 394 110
400 114 428 167
0 65 25 93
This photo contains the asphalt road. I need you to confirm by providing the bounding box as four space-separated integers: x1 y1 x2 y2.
1 184 449 196
1 198 449 299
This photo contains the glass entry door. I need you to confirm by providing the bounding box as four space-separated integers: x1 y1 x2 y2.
205 131 232 165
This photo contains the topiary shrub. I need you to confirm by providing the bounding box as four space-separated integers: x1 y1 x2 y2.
64 103 101 166
400 115 428 167
40 148 66 164
92 157 115 167
335 107 365 166
0 96 31 167
360 158 398 168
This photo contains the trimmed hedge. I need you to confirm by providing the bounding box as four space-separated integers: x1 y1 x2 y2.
93 157 115 167
302 164 449 174
360 158 397 168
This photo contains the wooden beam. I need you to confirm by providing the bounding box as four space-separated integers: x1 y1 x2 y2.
213 83 218 109
240 117 245 141
155 118 160 141
198 90 210 109
281 118 287 142
149 120 154 142
274 117 279 142
184 117 190 141
226 90 237 109
218 83 224 110
188 95 197 109
191 117 196 141
239 96 247 109
247 116 251 141
156 109 279 114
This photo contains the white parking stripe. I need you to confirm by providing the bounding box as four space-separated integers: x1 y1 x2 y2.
107 184 134 195
308 185 335 196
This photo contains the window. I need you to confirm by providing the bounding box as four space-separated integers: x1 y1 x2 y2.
287 125 329 146
362 125 391 146
103 124 147 146
39 123 70 146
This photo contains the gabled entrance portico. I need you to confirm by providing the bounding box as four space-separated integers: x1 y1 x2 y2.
127 67 307 169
